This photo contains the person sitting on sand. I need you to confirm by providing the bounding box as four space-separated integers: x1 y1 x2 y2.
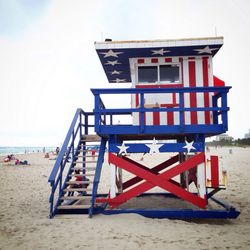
15 159 30 165
44 152 50 158
4 154 15 163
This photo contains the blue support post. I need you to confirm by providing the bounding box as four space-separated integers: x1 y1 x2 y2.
140 93 145 132
179 92 184 131
94 94 100 133
221 92 228 131
89 138 107 218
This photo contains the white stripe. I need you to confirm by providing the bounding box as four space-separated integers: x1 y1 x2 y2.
174 93 180 125
146 112 153 125
183 57 191 125
160 110 167 125
197 162 206 198
195 58 205 124
208 56 213 124
110 164 116 198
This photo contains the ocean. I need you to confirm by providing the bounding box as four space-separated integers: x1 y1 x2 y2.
0 147 56 156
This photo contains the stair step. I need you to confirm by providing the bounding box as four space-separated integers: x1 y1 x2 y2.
63 188 92 192
69 173 95 177
57 205 90 210
74 160 98 164
60 196 88 201
66 180 93 185
77 149 88 153
82 135 101 142
77 155 99 158
72 167 96 171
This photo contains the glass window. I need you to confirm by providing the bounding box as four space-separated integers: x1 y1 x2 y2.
160 64 180 83
138 66 157 83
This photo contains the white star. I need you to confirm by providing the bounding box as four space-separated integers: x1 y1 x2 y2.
151 48 170 55
99 50 123 58
183 140 196 153
112 78 126 83
110 70 122 75
194 46 219 54
117 142 129 155
105 60 121 66
146 138 163 155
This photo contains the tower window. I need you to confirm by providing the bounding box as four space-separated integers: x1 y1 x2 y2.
138 66 157 83
160 64 179 83
137 63 180 84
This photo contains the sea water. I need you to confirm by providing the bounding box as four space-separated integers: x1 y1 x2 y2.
0 147 56 156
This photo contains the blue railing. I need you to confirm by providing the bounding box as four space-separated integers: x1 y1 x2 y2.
48 108 94 218
91 86 231 136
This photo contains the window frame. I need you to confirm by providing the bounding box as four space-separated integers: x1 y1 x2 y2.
136 61 182 85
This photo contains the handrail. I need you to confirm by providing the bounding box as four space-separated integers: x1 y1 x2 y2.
48 108 95 218
91 86 231 95
48 108 84 184
91 86 231 135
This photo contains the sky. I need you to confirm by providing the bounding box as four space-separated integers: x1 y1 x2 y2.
0 0 250 146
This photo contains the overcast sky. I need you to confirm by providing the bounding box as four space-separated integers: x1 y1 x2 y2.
0 0 250 146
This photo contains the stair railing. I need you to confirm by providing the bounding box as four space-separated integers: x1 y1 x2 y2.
48 108 94 218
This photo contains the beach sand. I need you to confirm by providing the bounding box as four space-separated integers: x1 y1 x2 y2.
0 147 250 250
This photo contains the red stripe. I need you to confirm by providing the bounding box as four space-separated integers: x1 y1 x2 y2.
211 156 219 187
167 112 174 125
151 58 158 63
188 59 197 124
135 94 139 107
202 57 210 124
138 59 144 64
153 111 160 125
179 57 185 124
165 58 172 62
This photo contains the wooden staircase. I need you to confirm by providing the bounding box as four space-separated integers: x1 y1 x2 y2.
57 134 101 213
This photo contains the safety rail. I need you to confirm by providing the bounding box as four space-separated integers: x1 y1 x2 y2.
48 108 94 218
91 86 231 136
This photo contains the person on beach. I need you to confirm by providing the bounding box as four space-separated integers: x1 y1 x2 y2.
15 159 30 165
91 148 97 160
44 152 50 158
56 147 60 155
68 169 89 196
4 154 15 162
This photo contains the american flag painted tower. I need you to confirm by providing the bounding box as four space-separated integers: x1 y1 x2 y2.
48 37 240 219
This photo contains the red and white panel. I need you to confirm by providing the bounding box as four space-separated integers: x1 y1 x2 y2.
131 56 214 126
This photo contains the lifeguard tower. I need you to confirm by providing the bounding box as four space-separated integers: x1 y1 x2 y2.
48 37 240 219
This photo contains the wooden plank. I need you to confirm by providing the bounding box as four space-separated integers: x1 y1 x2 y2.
57 205 90 209
71 167 96 171
69 173 95 177
60 196 87 200
63 188 92 192
82 135 101 141
77 155 98 158
74 160 98 164
77 149 88 152
66 180 93 185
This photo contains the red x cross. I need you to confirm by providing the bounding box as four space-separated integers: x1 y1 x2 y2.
97 152 206 209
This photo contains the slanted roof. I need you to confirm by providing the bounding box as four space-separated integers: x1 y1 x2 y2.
95 37 223 83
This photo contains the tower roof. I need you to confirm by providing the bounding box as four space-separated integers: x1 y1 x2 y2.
95 37 223 83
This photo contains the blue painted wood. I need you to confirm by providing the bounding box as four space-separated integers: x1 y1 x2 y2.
91 87 230 137
100 208 240 219
48 108 96 218
109 142 204 153
96 124 226 135
89 138 107 218
96 43 223 83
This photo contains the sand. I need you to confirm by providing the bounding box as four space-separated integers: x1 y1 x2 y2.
0 147 250 250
